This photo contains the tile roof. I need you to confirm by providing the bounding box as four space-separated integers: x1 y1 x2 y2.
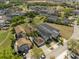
14 25 26 34
16 38 32 48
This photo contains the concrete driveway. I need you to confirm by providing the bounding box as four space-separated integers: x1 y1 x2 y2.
41 40 68 59
40 45 52 59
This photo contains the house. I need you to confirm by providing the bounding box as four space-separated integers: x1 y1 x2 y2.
29 6 48 11
14 26 32 55
42 24 60 39
5 11 26 21
47 16 72 26
0 0 9 3
47 16 59 23
0 15 5 25
29 6 59 17
5 7 26 19
33 37 45 47
0 9 6 15
47 8 59 16
14 26 26 39
72 10 79 15
36 23 60 42
0 15 10 29
15 38 32 55
61 18 72 25
29 6 48 13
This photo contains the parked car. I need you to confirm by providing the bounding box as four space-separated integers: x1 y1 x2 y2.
40 54 46 59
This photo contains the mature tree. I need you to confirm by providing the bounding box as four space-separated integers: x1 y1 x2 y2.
26 12 39 18
18 3 28 12
32 15 47 25
0 3 11 9
60 7 73 19
31 45 44 59
68 39 79 55
11 16 26 26
63 8 73 17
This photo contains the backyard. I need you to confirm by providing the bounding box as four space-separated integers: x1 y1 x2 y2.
0 31 8 43
32 15 47 25
47 23 74 39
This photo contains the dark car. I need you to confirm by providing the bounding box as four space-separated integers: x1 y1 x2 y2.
40 54 46 59
23 56 26 59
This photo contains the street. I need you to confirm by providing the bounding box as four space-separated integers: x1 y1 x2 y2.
41 41 68 59
71 21 79 40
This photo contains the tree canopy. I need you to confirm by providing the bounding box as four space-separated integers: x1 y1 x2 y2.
11 16 26 26
0 3 11 9
68 39 79 55
32 15 47 25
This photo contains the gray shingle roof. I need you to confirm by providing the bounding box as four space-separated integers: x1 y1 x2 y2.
36 23 60 41
47 16 58 22
41 24 60 39
37 25 51 41
18 44 29 55
73 10 79 15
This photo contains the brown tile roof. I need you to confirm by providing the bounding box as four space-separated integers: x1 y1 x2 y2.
14 25 26 34
16 38 32 48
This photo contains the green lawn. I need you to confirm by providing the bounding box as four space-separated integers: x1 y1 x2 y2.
0 29 22 59
48 23 74 39
0 31 8 42
32 15 46 25
31 45 44 59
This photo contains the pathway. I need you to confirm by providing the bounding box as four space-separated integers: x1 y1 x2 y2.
0 28 12 46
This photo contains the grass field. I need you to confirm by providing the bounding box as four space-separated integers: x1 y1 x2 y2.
0 31 8 42
0 29 22 59
47 23 74 39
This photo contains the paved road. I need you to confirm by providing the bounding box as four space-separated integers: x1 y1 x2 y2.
41 41 68 59
51 42 67 57
71 21 79 40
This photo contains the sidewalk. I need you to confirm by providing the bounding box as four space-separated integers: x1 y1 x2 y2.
56 50 68 59
40 45 52 59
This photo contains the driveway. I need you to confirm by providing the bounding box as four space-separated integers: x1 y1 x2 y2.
25 50 32 59
40 45 52 59
41 40 68 59
56 50 68 59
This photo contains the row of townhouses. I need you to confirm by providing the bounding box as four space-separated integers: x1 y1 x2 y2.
0 0 79 3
